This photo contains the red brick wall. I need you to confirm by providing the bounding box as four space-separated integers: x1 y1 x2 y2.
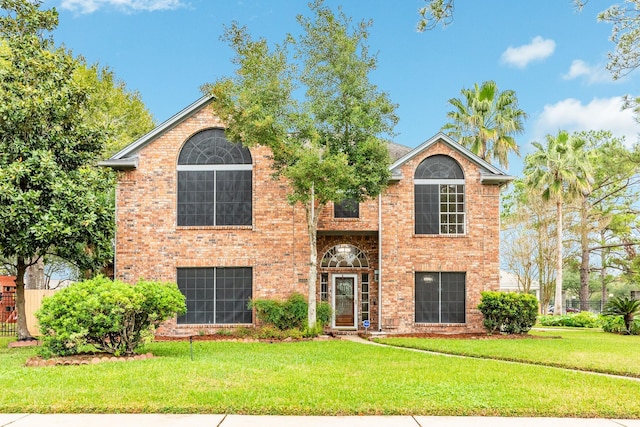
114 104 502 335
379 142 501 333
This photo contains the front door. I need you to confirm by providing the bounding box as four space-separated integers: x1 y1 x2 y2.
332 274 357 328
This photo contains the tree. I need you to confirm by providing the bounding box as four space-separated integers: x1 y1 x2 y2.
418 0 640 121
0 0 114 340
524 131 592 315
442 80 527 168
75 62 155 158
502 180 558 314
205 0 397 328
566 131 640 310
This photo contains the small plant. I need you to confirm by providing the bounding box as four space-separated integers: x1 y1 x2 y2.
538 311 600 328
249 292 309 330
478 291 538 335
36 276 186 356
603 296 640 334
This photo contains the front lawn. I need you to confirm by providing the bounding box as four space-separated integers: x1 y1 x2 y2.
1 332 640 417
376 328 640 377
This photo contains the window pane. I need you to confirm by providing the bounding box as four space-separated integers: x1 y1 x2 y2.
177 268 215 324
334 198 359 218
177 171 215 226
216 171 252 226
441 273 465 323
215 267 252 324
415 184 439 234
415 273 439 322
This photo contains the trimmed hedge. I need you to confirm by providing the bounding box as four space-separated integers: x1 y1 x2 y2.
36 276 186 357
478 291 538 334
537 311 600 328
249 292 332 332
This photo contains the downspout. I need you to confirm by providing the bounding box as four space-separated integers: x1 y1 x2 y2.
378 193 382 332
113 184 118 280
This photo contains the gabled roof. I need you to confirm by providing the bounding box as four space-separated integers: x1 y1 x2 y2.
98 95 215 170
99 97 513 186
389 132 514 185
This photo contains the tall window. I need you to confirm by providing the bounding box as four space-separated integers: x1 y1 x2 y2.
177 267 252 324
177 128 252 226
415 272 465 324
414 155 465 235
361 273 370 322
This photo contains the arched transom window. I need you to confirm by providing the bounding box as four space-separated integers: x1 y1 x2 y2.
414 154 465 235
321 244 369 268
177 128 252 226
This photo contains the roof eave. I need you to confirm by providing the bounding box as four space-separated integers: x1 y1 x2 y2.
98 157 138 170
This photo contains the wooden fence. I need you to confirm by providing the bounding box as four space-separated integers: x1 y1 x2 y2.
25 289 57 336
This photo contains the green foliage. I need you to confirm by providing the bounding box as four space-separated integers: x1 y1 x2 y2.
537 311 600 328
36 277 186 356
74 62 155 158
0 0 116 339
603 296 640 334
316 301 332 327
478 291 538 334
442 80 527 168
600 315 640 335
249 293 332 332
205 0 397 328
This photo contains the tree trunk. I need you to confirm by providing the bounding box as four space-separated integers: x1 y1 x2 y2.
601 230 608 311
579 198 590 312
305 186 321 329
554 199 563 315
15 257 33 340
25 257 45 290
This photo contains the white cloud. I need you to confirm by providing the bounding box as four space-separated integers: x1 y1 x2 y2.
60 0 185 14
501 36 555 68
562 59 612 84
534 97 639 146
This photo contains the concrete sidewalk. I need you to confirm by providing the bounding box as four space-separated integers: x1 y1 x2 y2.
2 414 640 427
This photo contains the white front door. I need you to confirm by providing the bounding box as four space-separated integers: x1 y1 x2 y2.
332 274 357 329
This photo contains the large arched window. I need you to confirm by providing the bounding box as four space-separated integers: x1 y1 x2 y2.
414 155 465 235
177 128 252 226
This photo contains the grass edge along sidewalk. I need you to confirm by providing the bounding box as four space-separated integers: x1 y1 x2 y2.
1 330 639 417
374 328 640 378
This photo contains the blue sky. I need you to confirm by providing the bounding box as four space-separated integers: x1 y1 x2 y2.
47 0 639 177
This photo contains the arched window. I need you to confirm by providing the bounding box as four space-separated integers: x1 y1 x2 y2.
320 244 369 268
414 155 465 235
177 128 252 226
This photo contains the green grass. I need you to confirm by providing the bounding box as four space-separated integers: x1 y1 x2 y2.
1 332 640 417
376 328 640 377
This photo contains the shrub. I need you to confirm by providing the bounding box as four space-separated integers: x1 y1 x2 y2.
317 301 332 327
478 291 538 334
603 296 640 334
36 276 186 357
600 315 640 335
249 292 331 331
538 311 600 328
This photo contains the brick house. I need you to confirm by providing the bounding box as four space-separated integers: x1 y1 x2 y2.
101 96 513 335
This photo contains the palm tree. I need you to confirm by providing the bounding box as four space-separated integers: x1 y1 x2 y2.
442 80 527 168
524 131 592 315
604 296 640 334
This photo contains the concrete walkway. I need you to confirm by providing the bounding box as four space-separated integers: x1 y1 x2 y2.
1 414 640 427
